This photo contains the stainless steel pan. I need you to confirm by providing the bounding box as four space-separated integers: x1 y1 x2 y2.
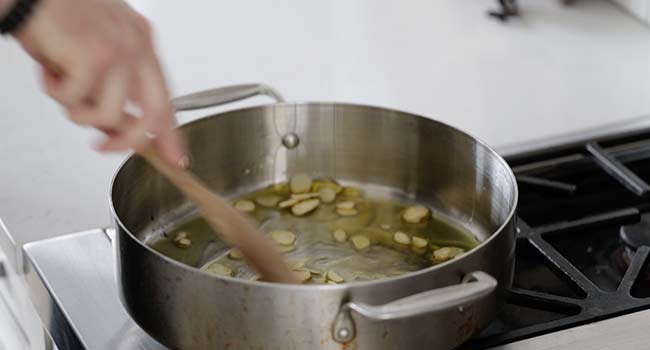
111 84 518 350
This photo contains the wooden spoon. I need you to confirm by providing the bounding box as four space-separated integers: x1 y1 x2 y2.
139 147 298 284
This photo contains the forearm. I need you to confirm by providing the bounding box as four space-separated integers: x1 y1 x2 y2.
0 0 16 18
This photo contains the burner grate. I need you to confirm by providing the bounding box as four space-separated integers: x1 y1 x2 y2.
464 215 650 349
462 136 650 349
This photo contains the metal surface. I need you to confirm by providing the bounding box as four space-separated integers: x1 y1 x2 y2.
514 176 576 195
171 83 285 111
332 271 497 343
0 218 48 350
344 271 497 321
111 85 518 350
586 142 650 196
23 230 165 350
0 252 29 350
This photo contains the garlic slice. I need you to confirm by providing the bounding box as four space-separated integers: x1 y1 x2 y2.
255 195 282 208
333 229 348 242
402 205 430 224
393 231 411 245
290 173 312 194
319 187 337 203
270 230 296 245
432 247 465 263
234 200 256 213
350 235 370 250
292 199 320 216
326 270 344 283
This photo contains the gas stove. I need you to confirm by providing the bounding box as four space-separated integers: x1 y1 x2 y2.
15 125 650 350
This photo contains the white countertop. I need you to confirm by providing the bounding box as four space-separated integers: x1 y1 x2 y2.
1 0 650 250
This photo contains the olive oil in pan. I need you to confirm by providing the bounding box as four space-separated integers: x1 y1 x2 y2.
149 178 479 284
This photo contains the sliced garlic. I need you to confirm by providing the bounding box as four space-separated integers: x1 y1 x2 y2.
326 270 344 283
402 205 430 224
234 200 256 213
270 230 296 245
172 231 191 248
301 268 322 275
350 235 370 250
228 248 243 260
411 236 429 255
393 231 411 245
313 181 343 194
336 201 356 210
278 198 300 209
319 187 337 203
333 228 348 242
290 173 312 194
255 195 282 208
291 192 320 201
336 208 359 217
412 236 428 248
204 263 233 276
292 198 321 216
294 270 312 283
432 247 465 263
174 238 192 249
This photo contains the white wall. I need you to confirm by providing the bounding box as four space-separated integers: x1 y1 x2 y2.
612 0 650 23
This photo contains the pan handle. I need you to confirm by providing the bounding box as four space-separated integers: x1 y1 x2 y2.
171 84 285 112
332 271 497 343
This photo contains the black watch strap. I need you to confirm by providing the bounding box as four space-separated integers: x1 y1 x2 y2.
0 0 41 35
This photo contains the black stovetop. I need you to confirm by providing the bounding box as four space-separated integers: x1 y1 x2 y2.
464 129 650 349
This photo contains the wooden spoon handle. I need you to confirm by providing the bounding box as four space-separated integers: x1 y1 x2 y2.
139 147 298 284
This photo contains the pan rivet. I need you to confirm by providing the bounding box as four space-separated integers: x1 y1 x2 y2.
282 133 300 149
458 306 465 313
337 328 350 339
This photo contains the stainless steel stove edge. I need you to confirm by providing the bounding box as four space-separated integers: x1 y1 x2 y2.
22 229 167 350
23 231 95 350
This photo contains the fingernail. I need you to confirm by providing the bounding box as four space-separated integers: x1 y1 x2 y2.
177 155 190 169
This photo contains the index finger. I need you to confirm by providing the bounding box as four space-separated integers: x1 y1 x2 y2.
135 50 187 166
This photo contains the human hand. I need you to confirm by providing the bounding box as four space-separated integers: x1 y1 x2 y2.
10 0 186 166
